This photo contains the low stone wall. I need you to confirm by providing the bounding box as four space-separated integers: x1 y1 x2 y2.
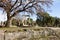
0 30 4 40
0 28 60 40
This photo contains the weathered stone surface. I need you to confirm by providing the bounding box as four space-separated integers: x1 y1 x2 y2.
0 28 60 40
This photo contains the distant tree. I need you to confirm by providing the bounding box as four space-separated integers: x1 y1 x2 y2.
36 19 41 26
36 12 50 27
12 18 22 26
54 17 60 27
27 18 33 26
36 12 60 27
36 12 55 27
0 0 53 27
47 16 55 27
12 19 17 26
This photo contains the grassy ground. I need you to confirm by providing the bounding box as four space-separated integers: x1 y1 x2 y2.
0 26 60 32
0 27 48 32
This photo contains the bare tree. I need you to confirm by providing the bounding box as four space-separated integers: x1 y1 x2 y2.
0 0 53 27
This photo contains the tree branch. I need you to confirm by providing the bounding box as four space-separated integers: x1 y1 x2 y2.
10 0 36 18
11 0 18 9
23 0 35 9
11 0 22 12
10 9 24 18
10 0 52 18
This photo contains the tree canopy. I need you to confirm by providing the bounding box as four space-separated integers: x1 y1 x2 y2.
0 0 53 27
36 12 60 27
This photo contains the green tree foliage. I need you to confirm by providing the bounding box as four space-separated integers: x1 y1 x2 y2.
12 19 17 26
54 17 60 27
27 18 33 26
12 19 22 26
36 12 60 27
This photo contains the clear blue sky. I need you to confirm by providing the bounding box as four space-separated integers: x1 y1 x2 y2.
31 0 60 21
0 0 60 22
48 0 60 18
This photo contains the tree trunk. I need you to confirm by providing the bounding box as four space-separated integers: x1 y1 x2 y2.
5 19 11 27
5 12 12 27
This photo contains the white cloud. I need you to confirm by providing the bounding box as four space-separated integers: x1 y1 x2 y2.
0 11 7 22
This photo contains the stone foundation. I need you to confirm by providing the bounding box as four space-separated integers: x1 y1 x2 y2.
0 28 60 40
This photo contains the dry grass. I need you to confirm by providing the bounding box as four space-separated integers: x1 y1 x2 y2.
0 27 60 32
